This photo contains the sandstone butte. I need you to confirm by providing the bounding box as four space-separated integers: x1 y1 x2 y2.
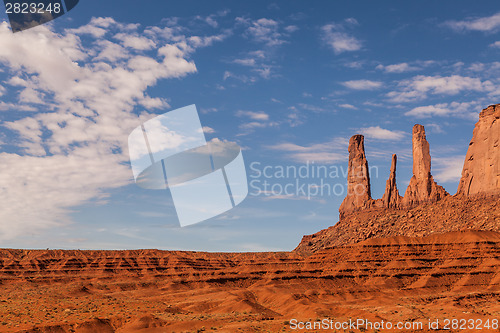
296 103 500 254
0 104 498 333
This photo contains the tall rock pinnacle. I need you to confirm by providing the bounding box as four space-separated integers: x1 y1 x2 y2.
402 124 448 207
457 104 500 196
339 135 373 217
381 154 401 208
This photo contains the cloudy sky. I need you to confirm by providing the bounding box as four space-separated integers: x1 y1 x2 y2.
0 1 499 251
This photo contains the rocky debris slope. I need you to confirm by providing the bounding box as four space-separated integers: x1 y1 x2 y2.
0 230 499 332
457 104 500 197
296 194 500 254
294 196 500 254
401 124 448 207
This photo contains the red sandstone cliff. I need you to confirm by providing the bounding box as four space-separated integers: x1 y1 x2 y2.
457 104 500 197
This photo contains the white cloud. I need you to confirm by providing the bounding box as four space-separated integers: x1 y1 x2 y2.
202 126 215 134
67 17 122 38
342 79 382 90
376 62 419 73
232 20 288 81
194 11 229 29
222 70 255 83
406 104 450 118
236 110 277 133
405 102 480 120
254 66 271 79
406 104 450 117
231 50 275 80
344 61 364 69
195 14 219 28
239 121 278 130
322 30 361 54
114 33 156 50
233 58 256 66
387 75 494 102
444 12 500 32
200 107 218 114
0 17 228 240
297 103 325 113
236 110 269 120
95 40 129 62
433 156 465 183
490 41 500 48
246 18 286 46
321 19 362 54
266 138 348 164
188 31 231 48
358 126 405 140
338 103 357 110
205 16 218 28
0 150 130 240
286 106 304 127
223 70 232 80
425 123 444 134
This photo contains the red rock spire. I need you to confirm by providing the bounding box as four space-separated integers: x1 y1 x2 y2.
401 124 448 207
382 154 401 208
339 135 374 217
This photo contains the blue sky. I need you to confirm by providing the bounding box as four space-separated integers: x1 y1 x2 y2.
0 1 499 251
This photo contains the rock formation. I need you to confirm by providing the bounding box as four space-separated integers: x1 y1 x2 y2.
300 104 499 254
457 104 500 196
401 124 448 207
381 154 401 208
338 135 373 217
3 231 500 332
339 124 447 216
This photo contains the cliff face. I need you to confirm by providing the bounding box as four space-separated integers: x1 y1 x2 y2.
338 135 373 217
401 124 448 207
457 104 500 197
